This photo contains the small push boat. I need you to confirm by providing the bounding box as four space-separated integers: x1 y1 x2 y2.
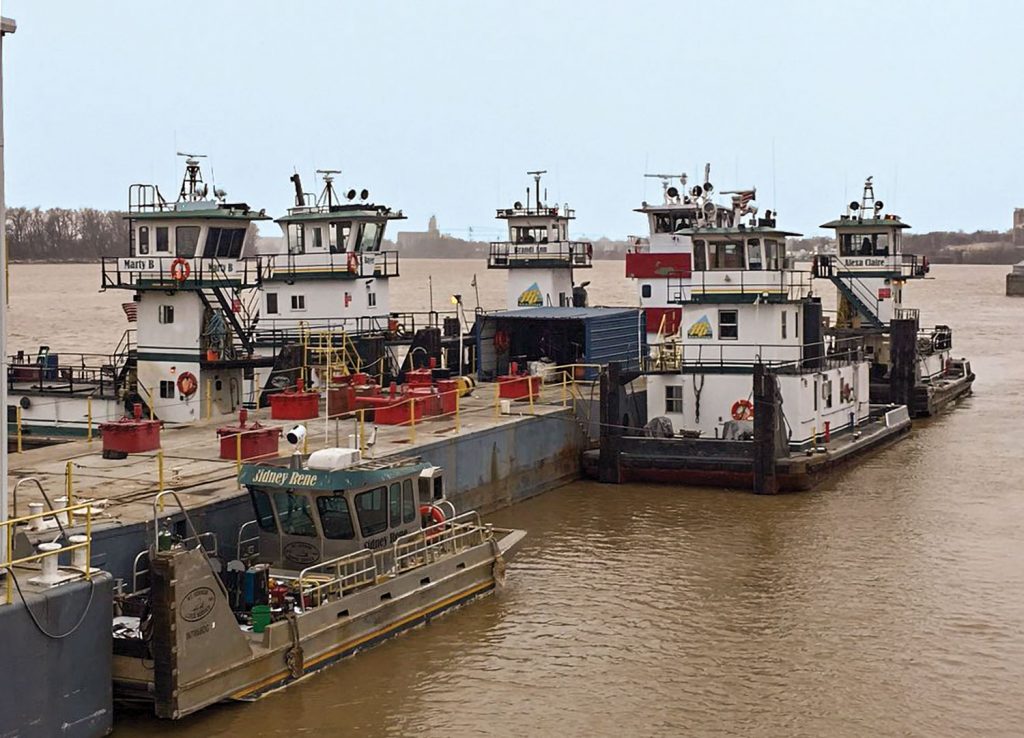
112 448 524 719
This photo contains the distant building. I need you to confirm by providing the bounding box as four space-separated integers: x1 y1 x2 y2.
1014 207 1024 245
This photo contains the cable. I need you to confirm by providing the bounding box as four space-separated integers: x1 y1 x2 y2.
8 568 97 640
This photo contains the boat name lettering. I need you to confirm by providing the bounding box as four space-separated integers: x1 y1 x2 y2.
365 528 411 550
843 258 887 267
121 258 159 270
250 468 322 488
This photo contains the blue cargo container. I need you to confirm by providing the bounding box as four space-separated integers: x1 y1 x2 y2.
474 306 646 380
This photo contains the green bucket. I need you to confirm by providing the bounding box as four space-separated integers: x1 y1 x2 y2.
251 605 271 633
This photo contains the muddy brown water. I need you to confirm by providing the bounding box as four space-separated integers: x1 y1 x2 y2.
11 262 1023 737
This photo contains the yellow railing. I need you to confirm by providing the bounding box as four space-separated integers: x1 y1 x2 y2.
2 501 93 605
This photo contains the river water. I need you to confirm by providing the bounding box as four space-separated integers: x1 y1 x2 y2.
12 261 1023 737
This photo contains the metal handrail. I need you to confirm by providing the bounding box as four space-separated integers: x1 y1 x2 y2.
392 510 489 574
295 548 379 611
236 520 260 564
258 251 400 281
2 501 94 605
151 490 227 595
642 336 865 374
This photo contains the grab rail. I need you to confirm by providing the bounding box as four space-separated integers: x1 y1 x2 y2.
392 510 489 574
2 501 94 605
295 548 379 611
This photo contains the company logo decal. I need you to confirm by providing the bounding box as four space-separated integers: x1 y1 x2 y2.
180 586 216 622
687 314 713 339
517 282 543 307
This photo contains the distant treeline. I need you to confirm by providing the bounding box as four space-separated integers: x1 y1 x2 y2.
5 207 126 261
5 206 1022 264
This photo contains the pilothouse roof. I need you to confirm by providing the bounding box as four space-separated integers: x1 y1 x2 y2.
277 169 405 223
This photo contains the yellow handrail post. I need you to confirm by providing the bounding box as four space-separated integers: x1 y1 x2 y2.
236 431 243 488
561 371 568 408
157 450 165 494
454 389 461 433
65 461 74 526
15 405 22 453
84 510 93 581
205 378 213 420
5 522 13 604
528 377 535 414
86 396 93 442
358 408 366 456
302 430 309 456
408 398 416 444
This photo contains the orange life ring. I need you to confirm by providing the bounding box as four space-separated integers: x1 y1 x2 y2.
347 252 359 274
493 329 510 353
731 399 754 421
170 257 191 282
419 504 446 540
176 371 198 397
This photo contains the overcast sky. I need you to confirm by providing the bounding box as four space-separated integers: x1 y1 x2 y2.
3 1 1022 239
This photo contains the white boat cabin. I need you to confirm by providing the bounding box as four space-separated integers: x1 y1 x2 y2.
627 165 746 340
646 195 873 449
101 156 270 424
261 171 405 337
815 176 927 329
241 453 448 569
488 170 591 310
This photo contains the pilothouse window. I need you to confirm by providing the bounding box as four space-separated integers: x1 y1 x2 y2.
176 226 200 258
706 241 746 270
402 480 416 524
355 486 388 537
206 227 246 259
273 492 318 537
389 483 402 527
156 227 169 253
358 222 382 252
250 490 277 532
138 226 149 255
840 232 889 257
316 495 355 540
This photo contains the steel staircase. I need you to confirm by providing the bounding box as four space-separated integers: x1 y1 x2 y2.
198 286 256 354
813 256 884 328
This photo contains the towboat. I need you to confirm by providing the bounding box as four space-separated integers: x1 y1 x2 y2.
589 171 911 493
814 177 975 416
112 450 524 719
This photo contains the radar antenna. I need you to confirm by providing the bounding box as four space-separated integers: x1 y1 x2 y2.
527 170 548 209
316 168 343 208
644 173 688 203
176 151 209 202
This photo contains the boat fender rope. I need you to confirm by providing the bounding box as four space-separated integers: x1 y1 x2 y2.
284 613 304 679
492 554 507 588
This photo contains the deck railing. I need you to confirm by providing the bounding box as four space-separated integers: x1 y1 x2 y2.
2 501 94 605
392 511 489 574
487 241 592 269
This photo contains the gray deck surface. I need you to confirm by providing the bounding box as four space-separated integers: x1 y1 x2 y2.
7 386 572 530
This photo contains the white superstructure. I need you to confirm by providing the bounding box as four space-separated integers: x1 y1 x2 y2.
488 170 592 310
644 189 873 449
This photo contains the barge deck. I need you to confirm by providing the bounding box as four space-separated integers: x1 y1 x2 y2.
7 382 593 582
